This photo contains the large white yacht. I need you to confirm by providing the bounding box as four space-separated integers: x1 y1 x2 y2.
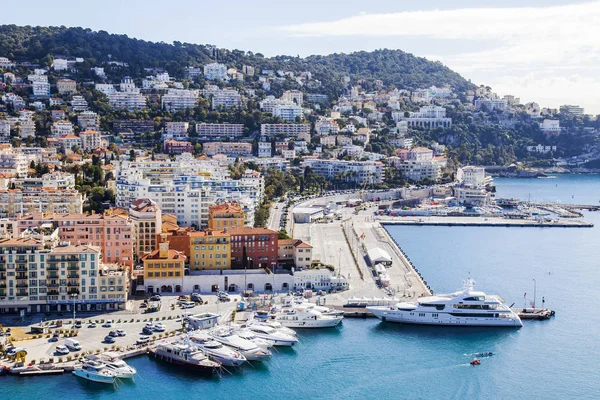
150 338 221 374
190 331 247 367
87 352 137 379
209 326 272 361
273 308 343 328
368 278 523 327
245 324 299 346
72 361 117 384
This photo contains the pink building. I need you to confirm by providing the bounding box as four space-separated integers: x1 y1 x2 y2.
16 210 134 268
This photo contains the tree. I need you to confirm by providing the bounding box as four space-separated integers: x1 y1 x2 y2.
129 149 136 161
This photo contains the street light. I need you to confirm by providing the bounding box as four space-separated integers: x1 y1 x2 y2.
70 293 78 323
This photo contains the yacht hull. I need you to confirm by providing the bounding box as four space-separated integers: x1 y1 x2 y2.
72 370 116 384
150 351 219 374
368 307 522 327
276 318 343 328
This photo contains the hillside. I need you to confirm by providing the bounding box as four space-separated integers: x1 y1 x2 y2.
0 25 474 93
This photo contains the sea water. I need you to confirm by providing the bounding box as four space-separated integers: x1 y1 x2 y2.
3 175 600 399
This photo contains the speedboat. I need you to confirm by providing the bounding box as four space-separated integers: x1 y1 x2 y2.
475 352 494 358
244 324 298 347
209 326 271 361
234 328 275 351
367 277 523 327
273 308 343 329
248 319 297 337
72 361 117 384
190 331 247 367
280 297 345 317
150 338 221 374
470 359 481 366
88 352 137 378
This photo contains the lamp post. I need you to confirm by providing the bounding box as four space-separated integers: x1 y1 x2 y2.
532 279 536 309
71 293 78 323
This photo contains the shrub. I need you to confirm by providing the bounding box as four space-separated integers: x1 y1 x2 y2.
66 356 72 362
40 358 45 363
73 353 79 359
95 349 101 354
104 347 108 352
58 357 63 363
117 319 121 323
30 359 36 365
162 316 166 320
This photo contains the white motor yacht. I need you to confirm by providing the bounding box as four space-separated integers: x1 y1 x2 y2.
234 328 275 351
72 361 117 384
88 352 137 379
209 326 272 361
273 308 343 328
150 338 221 374
248 319 297 337
368 278 523 327
190 331 247 367
245 324 298 347
281 297 345 317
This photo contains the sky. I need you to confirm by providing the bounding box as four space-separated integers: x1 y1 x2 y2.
2 0 599 113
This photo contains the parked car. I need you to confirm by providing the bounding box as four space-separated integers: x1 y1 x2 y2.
217 291 230 301
88 322 97 328
102 320 113 328
73 321 82 329
104 335 115 344
153 323 166 332
139 303 147 308
180 301 195 309
49 333 60 342
150 295 161 302
55 345 70 355
6 347 25 357
116 329 126 337
142 327 153 335
65 338 81 351
190 293 203 303
136 336 150 345
108 331 118 337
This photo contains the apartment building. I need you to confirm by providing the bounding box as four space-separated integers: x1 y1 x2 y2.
203 63 228 81
303 159 385 185
260 123 310 137
163 122 189 141
69 95 89 112
278 239 313 268
0 239 128 314
0 120 10 144
95 83 116 95
51 120 74 137
32 81 51 97
315 118 339 135
211 90 241 110
189 229 231 270
0 148 30 175
79 129 102 151
229 227 278 269
282 90 303 105
196 123 244 139
393 105 452 128
143 234 186 294
129 199 162 261
77 111 100 130
164 140 193 154
0 189 83 217
14 171 75 190
208 203 245 230
108 92 148 111
56 79 77 95
258 142 272 158
273 104 303 122
203 142 252 157
113 119 154 134
161 89 199 111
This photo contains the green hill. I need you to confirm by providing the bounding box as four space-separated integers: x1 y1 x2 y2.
0 25 473 93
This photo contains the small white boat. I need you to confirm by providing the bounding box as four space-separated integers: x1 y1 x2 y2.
234 328 275 351
273 308 343 329
209 327 272 362
248 319 297 337
88 352 137 379
72 361 116 384
190 331 247 367
245 324 298 347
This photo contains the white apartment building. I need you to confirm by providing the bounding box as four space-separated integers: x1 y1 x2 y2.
389 157 442 182
161 89 199 111
108 92 147 111
258 142 272 158
394 105 452 128
32 81 50 97
273 104 303 122
69 95 89 111
527 145 557 153
14 171 76 190
196 123 244 139
540 119 561 135
92 67 106 78
0 188 84 217
186 66 203 78
260 123 310 137
77 111 100 130
242 65 255 76
454 166 493 205
0 57 15 69
315 117 339 135
0 120 10 144
204 142 253 157
15 117 36 139
51 120 74 137
56 79 77 95
0 148 29 175
259 96 286 113
163 122 190 141
303 159 384 184
560 104 585 116
119 77 139 93
52 58 69 71
282 90 303 105
211 90 241 110
95 83 116 95
389 136 413 149
203 63 228 81
475 98 507 111
79 129 102 150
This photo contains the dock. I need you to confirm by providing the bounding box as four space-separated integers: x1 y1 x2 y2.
380 216 593 228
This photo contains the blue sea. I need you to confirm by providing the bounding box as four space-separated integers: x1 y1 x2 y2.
3 175 600 399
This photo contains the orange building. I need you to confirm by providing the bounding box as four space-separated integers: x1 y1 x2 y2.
208 203 245 230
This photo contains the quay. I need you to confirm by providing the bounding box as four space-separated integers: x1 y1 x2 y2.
380 216 593 228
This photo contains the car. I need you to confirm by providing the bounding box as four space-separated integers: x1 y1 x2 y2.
88 323 97 328
102 320 113 328
191 293 203 303
153 323 166 332
49 333 60 342
136 336 150 345
6 347 25 357
217 291 230 301
150 295 161 302
180 301 195 309
104 335 115 343
108 331 118 337
55 345 70 355
144 322 154 329
139 303 147 308
142 327 153 335
0 330 4 337
116 329 126 337
73 321 82 329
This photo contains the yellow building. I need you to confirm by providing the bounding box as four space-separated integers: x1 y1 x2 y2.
208 203 245 230
189 229 231 270
143 233 186 284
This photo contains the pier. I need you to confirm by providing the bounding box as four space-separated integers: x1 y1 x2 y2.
380 216 593 228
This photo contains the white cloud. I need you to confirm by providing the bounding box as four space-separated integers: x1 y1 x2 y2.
278 2 600 113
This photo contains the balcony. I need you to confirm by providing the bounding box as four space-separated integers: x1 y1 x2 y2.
67 266 79 271
67 281 79 287
16 283 28 288
47 282 59 288
47 266 59 271
16 290 27 297
16 267 27 272
67 274 79 279
68 289 80 295
47 290 59 296
0 282 6 288
47 273 59 279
